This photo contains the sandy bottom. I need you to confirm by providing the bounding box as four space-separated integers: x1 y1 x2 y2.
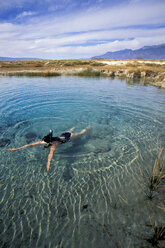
0 76 165 248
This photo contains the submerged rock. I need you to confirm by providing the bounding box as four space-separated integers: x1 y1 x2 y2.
0 138 10 147
95 146 111 154
82 204 88 210
25 132 37 139
25 132 38 142
63 166 73 182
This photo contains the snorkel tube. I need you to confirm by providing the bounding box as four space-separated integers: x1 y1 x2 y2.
49 129 53 143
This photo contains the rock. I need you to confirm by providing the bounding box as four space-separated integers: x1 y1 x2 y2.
126 71 141 79
82 204 88 211
0 138 10 147
63 166 73 182
95 146 111 154
25 132 38 142
115 70 126 78
25 132 37 139
141 71 146 77
153 81 165 89
109 71 115 77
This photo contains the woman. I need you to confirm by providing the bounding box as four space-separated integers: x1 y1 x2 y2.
8 126 90 171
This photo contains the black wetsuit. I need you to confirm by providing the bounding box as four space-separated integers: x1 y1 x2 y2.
42 132 71 146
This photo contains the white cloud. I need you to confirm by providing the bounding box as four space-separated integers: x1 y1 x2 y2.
0 0 165 58
40 35 165 59
16 11 36 19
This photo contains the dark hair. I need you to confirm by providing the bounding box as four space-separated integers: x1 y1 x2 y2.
42 129 53 144
42 130 53 144
42 135 51 143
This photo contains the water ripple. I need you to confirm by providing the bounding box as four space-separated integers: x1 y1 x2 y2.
0 76 165 247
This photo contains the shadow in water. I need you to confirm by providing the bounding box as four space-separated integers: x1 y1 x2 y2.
62 136 89 182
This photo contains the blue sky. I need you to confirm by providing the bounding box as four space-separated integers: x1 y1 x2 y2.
0 0 165 59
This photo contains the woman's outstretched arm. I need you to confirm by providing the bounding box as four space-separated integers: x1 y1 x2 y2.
8 140 46 151
46 144 56 171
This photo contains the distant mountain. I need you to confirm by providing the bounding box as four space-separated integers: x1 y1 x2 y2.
92 44 165 60
0 57 42 61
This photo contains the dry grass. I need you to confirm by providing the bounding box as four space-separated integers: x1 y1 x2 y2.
146 221 165 247
1 59 165 73
149 149 165 192
74 68 105 77
6 71 61 77
0 60 165 88
63 60 91 66
145 149 165 200
136 149 165 200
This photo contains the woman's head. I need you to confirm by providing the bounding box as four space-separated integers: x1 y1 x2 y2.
42 130 53 144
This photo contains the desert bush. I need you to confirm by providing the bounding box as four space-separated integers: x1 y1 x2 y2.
75 68 102 77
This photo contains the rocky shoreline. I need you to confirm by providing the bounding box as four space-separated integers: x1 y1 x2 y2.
0 59 165 89
104 69 165 89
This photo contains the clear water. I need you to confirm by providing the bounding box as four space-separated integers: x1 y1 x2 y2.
0 76 165 248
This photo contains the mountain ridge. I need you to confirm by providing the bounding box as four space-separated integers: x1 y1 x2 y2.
92 44 165 60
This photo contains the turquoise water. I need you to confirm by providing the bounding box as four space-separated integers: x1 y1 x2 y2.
0 76 165 247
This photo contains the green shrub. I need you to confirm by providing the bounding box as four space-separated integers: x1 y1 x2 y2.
75 68 102 77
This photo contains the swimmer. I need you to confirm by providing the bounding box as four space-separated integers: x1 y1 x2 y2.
8 126 90 171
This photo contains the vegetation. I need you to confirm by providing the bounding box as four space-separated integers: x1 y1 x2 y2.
7 71 61 77
63 60 91 66
0 59 165 88
1 59 165 73
135 149 165 200
75 68 104 77
145 149 165 200
145 222 165 247
135 150 165 247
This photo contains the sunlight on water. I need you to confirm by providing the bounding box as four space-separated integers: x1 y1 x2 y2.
0 76 165 247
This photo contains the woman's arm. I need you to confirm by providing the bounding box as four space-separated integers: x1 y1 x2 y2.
8 140 46 151
46 144 56 171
